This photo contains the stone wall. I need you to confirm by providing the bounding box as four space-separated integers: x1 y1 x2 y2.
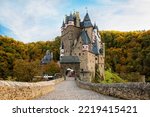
76 79 150 99
0 78 64 100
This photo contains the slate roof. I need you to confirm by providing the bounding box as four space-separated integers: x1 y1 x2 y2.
62 21 65 27
41 50 51 64
80 30 91 45
41 54 51 64
60 56 80 64
83 13 91 21
82 13 93 27
93 23 98 30
68 13 74 21
65 15 69 24
92 39 100 55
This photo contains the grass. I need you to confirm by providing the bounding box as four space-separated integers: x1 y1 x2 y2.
101 70 125 84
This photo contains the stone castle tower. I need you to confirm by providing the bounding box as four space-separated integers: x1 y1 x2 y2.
60 11 105 81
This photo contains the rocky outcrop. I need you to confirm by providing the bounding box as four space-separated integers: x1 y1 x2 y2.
76 79 150 99
0 78 63 100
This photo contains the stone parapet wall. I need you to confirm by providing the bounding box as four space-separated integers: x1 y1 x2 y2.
76 79 150 99
0 78 64 100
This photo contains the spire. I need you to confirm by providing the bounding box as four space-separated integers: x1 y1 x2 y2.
73 10 76 18
68 13 73 21
82 12 93 27
83 12 91 21
62 20 65 27
94 23 98 30
65 15 68 24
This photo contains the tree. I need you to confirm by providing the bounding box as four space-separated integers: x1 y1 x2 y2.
13 60 40 82
42 61 60 76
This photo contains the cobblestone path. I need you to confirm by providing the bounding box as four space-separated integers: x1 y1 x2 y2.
36 77 120 100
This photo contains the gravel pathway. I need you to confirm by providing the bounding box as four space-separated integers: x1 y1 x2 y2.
36 77 120 100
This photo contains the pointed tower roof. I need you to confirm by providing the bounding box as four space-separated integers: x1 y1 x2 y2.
80 30 91 44
68 13 74 21
82 12 93 28
73 11 76 18
92 38 100 55
84 13 91 21
62 20 65 27
93 23 98 30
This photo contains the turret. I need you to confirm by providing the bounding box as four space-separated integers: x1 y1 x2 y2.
82 12 93 28
68 13 74 26
61 20 65 32
65 15 68 28
92 23 101 43
93 23 99 30
75 12 80 27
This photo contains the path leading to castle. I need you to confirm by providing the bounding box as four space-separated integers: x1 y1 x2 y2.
36 77 120 100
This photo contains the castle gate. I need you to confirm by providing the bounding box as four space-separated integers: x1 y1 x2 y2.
60 56 80 79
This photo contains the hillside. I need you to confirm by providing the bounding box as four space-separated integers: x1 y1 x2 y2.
100 30 150 82
0 30 150 82
0 35 60 80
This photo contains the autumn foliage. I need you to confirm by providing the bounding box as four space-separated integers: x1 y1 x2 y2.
0 36 60 81
0 29 150 82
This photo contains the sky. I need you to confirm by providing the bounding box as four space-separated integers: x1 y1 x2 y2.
0 0 150 43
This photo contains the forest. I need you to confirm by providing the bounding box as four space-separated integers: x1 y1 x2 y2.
0 30 150 82
0 36 60 81
101 30 150 82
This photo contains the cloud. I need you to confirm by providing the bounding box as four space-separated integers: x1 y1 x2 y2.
0 0 66 42
91 0 150 31
0 0 150 42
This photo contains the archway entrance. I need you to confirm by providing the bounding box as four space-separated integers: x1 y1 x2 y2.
65 68 75 77
60 56 80 80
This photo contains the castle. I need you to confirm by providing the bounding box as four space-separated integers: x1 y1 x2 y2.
60 11 105 81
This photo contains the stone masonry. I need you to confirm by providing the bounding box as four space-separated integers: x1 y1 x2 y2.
0 78 63 100
60 11 105 81
76 79 150 100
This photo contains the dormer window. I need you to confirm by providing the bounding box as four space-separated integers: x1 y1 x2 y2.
82 45 89 51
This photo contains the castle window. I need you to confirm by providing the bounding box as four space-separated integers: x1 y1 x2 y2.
95 58 97 60
79 53 81 56
82 53 84 55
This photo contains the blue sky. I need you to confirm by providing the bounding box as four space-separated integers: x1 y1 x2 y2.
0 0 150 43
